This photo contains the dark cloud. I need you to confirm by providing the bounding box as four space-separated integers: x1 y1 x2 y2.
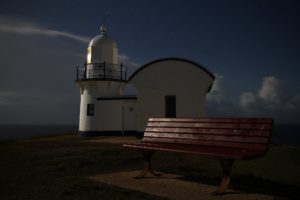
239 76 300 123
206 75 300 124
0 16 86 124
0 16 139 124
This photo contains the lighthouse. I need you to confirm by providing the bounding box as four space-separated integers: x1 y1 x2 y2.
76 25 137 136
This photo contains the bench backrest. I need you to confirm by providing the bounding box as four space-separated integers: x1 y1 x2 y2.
142 118 273 152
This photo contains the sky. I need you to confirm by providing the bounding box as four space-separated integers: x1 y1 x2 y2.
0 0 299 124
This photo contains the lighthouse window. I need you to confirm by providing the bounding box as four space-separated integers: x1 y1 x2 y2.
87 47 92 64
87 104 95 116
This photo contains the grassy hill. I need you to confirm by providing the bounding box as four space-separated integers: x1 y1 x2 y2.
0 134 299 199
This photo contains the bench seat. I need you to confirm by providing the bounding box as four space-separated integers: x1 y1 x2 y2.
123 117 273 195
124 142 264 160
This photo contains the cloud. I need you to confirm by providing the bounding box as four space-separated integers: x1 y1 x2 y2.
238 76 300 123
0 91 21 106
240 92 256 110
0 15 140 124
0 16 89 43
258 76 283 108
0 16 86 124
206 74 300 123
206 73 224 103
239 76 283 112
118 54 140 75
0 90 79 124
205 74 241 116
283 94 300 111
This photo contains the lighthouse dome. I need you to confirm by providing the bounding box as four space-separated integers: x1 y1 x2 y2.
86 25 118 64
88 34 117 48
88 26 117 48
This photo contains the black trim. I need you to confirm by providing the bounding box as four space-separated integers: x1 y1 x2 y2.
79 131 138 137
75 79 128 83
128 57 215 82
97 96 137 101
136 132 144 138
76 62 127 81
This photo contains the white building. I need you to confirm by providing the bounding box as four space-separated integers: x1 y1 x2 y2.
129 58 215 133
76 26 215 137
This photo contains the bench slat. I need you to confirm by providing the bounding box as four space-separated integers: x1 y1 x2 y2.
149 118 273 123
145 127 270 137
142 137 267 151
123 117 273 194
143 132 269 144
124 117 272 159
123 142 265 159
147 122 272 130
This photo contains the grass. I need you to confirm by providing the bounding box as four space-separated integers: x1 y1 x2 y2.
0 135 167 200
0 134 299 200
151 145 300 198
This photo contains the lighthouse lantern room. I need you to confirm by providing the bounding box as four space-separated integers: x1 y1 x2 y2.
75 26 137 136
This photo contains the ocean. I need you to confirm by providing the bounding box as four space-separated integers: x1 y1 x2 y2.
0 124 78 140
0 124 299 146
271 124 300 146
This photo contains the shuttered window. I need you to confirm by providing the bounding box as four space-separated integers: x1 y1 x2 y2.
87 104 95 116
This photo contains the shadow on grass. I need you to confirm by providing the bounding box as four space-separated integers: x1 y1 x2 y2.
179 174 300 199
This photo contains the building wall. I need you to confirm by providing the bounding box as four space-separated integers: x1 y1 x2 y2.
130 59 214 132
77 80 131 132
78 96 137 132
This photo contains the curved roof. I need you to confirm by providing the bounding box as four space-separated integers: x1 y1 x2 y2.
88 34 117 48
128 57 215 82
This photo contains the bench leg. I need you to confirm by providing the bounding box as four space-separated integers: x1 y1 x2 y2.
135 151 161 178
212 159 234 195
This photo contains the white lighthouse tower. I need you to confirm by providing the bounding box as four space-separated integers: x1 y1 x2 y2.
76 25 131 136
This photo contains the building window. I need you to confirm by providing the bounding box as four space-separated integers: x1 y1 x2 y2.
128 106 134 112
87 104 95 116
165 95 176 118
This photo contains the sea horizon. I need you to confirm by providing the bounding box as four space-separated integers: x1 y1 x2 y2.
0 123 299 147
0 124 78 140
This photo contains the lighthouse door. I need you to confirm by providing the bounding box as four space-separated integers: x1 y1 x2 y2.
122 101 137 132
165 95 176 118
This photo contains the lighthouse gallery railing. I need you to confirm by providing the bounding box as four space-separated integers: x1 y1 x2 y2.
76 62 127 81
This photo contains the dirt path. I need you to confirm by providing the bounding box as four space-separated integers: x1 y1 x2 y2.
89 170 276 200
87 137 278 199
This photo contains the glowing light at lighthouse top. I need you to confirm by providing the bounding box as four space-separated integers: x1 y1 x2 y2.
86 25 118 65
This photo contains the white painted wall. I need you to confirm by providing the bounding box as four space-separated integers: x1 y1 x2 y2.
93 100 123 131
77 81 126 97
76 80 128 132
130 59 214 132
78 97 137 132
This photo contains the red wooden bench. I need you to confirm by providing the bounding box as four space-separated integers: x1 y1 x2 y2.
123 117 273 195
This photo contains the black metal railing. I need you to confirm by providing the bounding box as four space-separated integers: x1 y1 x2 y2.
76 62 127 81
